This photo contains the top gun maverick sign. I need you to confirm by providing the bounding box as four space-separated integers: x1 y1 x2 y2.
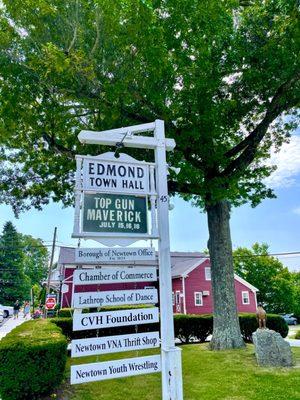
71 121 183 400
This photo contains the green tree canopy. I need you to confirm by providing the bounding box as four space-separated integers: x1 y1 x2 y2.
233 243 294 314
0 222 31 304
20 234 48 286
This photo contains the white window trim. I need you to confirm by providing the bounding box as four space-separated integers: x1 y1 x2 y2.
175 291 180 304
242 291 250 305
172 292 175 306
194 292 203 306
205 267 211 281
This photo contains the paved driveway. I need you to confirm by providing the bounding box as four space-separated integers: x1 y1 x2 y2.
0 316 30 340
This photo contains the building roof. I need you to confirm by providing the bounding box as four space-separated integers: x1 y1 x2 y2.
57 247 258 292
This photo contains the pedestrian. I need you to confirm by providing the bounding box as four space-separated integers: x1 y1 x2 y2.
13 300 20 319
23 301 30 318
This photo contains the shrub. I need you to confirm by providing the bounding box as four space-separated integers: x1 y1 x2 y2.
174 314 213 343
0 319 67 400
239 313 288 342
295 330 300 339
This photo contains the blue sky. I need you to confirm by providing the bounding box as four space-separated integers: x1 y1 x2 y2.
1 132 300 272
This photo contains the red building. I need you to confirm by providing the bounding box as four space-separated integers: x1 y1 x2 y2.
55 247 258 314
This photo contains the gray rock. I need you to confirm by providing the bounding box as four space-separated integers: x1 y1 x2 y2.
252 328 293 367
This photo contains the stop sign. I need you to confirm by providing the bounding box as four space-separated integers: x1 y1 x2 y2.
45 297 56 310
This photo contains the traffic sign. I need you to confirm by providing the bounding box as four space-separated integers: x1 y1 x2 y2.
45 297 56 310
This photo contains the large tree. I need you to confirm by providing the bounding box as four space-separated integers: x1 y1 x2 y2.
233 243 295 314
20 234 48 286
0 0 299 348
0 222 31 304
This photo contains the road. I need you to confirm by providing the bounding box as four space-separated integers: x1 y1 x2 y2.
0 316 30 340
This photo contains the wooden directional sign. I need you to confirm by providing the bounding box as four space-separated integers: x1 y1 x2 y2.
73 267 157 285
71 355 161 385
71 331 160 358
82 193 148 234
75 247 156 263
82 157 150 195
73 289 158 309
73 307 159 331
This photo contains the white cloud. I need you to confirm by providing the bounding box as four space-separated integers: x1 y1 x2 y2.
293 207 300 215
265 135 300 188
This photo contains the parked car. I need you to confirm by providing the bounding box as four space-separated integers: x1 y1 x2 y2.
0 304 14 318
281 314 298 325
0 309 4 323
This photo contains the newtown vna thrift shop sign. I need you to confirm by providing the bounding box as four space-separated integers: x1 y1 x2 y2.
71 121 183 400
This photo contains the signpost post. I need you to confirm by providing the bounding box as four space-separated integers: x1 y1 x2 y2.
71 120 183 400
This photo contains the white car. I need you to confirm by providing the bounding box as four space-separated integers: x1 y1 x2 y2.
0 304 14 318
0 309 3 323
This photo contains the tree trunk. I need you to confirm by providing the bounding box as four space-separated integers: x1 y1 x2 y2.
207 200 245 350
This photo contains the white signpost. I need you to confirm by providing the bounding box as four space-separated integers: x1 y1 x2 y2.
73 266 157 285
75 247 156 263
73 307 159 331
71 332 160 358
73 288 158 308
71 355 161 385
71 120 183 400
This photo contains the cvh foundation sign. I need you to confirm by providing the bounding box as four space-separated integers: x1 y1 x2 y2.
82 193 147 234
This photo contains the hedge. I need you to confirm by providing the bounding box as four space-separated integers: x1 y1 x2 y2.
295 330 300 339
239 313 288 342
52 311 288 344
0 319 67 400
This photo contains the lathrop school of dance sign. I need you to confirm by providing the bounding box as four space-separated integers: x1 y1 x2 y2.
71 120 183 400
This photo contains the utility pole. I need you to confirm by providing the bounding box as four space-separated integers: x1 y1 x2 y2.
47 226 57 295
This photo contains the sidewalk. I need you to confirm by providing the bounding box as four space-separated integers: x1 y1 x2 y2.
0 317 30 340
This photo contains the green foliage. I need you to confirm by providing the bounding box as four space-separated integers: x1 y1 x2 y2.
295 330 300 340
20 234 48 286
0 319 67 400
239 313 288 342
233 243 295 314
52 312 287 343
0 0 298 213
174 314 213 343
0 222 31 304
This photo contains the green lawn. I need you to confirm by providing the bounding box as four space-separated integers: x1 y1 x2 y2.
65 344 300 400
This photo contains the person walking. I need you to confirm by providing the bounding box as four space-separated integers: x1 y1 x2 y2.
23 301 30 319
13 300 20 319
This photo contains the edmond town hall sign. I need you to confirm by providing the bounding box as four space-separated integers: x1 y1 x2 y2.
71 120 183 400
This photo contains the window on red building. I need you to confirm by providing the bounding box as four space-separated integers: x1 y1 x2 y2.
194 292 203 306
242 291 250 305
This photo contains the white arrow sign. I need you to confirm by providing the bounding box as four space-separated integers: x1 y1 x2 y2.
75 247 156 263
73 307 159 331
73 266 157 285
71 355 161 385
73 289 158 309
71 331 160 358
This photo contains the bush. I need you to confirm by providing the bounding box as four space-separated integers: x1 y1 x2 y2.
239 313 288 342
174 314 213 343
295 330 300 339
0 319 67 400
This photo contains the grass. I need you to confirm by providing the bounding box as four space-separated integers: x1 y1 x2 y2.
62 344 300 400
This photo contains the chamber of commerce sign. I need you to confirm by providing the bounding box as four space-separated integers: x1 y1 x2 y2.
82 193 147 234
82 158 150 194
73 267 157 285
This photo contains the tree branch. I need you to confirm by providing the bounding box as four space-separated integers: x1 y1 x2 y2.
168 180 202 196
221 72 300 178
42 132 75 158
